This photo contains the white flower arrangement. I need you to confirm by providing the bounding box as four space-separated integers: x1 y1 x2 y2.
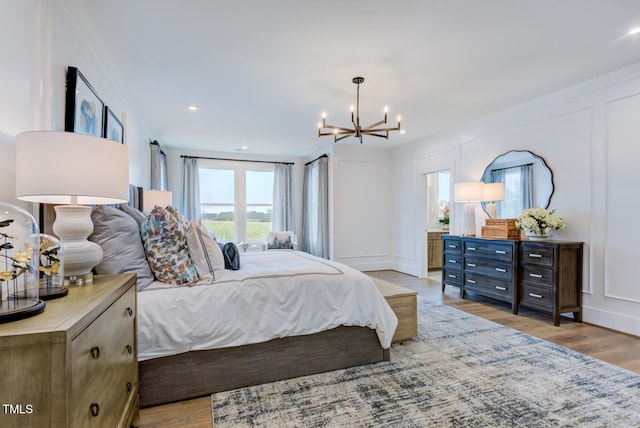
515 207 565 236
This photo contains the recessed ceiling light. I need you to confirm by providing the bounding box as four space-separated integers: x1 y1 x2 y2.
628 26 640 35
187 105 199 111
234 145 249 152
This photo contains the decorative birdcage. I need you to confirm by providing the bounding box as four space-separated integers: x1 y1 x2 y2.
0 203 45 323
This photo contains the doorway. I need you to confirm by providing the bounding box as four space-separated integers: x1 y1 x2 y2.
424 170 450 278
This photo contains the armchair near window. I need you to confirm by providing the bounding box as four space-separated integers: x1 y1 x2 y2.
262 231 298 251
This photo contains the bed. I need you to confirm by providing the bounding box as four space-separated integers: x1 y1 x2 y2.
88 199 398 408
137 250 397 407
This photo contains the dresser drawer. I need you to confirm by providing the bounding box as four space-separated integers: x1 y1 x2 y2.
444 253 462 268
464 256 514 280
520 243 554 266
520 265 554 287
71 286 136 428
443 236 462 253
521 283 553 309
464 272 513 300
464 240 513 261
442 267 462 287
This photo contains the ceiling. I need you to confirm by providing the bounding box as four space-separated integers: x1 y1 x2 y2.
77 0 640 157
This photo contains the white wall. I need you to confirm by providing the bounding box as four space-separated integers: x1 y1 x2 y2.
389 62 640 336
331 145 392 271
0 0 150 216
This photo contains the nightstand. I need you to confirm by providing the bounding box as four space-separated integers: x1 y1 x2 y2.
0 274 138 428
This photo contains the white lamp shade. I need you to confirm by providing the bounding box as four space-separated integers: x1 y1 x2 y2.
453 182 484 202
483 182 505 202
143 190 173 212
15 131 129 205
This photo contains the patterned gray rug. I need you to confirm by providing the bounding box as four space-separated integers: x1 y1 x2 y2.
212 296 640 427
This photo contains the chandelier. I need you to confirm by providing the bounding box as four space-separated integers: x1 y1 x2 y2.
318 76 401 143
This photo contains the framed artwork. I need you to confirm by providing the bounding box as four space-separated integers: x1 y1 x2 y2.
104 106 124 143
65 66 105 137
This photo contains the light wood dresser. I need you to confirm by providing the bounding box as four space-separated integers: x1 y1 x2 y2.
0 274 138 428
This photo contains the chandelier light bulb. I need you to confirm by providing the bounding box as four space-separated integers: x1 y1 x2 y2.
322 112 327 119
384 106 389 113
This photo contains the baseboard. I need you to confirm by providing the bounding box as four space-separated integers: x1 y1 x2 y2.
583 305 640 337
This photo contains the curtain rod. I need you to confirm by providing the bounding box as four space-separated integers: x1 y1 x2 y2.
305 153 328 166
180 155 293 165
490 162 533 172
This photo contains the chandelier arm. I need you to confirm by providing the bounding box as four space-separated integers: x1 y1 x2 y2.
322 124 356 132
361 119 387 132
334 133 353 143
363 126 400 133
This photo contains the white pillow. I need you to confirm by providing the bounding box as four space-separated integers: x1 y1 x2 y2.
186 221 225 282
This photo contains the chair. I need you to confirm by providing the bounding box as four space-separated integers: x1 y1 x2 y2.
262 231 298 251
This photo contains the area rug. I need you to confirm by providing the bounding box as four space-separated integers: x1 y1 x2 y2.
212 296 640 427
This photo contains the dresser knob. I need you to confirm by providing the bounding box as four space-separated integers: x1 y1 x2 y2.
90 402 100 417
90 346 100 359
126 344 133 354
126 307 133 317
127 382 133 392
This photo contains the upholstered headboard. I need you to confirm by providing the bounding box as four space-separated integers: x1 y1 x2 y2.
129 184 144 210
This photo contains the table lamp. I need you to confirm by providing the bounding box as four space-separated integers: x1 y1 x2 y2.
16 131 129 285
454 182 484 237
483 182 505 219
143 190 173 213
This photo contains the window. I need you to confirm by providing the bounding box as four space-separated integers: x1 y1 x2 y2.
199 163 274 244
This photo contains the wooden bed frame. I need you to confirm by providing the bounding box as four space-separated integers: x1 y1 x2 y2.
139 325 390 408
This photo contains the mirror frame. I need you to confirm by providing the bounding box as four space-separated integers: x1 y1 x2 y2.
480 150 555 217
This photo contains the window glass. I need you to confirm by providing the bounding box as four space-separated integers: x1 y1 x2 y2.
246 170 273 241
200 168 235 241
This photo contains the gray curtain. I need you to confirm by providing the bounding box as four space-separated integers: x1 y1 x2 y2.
301 155 328 258
490 169 505 218
181 156 201 221
150 141 168 190
272 163 295 232
521 164 534 209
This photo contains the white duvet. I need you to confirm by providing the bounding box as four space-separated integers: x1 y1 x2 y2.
137 250 398 361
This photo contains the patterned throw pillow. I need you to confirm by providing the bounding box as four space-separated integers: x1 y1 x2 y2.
140 206 198 285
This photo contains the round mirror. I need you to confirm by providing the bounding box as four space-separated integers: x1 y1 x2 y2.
480 150 554 218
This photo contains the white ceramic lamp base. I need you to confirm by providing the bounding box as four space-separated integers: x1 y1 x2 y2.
53 205 103 285
486 202 497 220
462 203 476 237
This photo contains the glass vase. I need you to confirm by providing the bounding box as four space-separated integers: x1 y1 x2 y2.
38 233 67 300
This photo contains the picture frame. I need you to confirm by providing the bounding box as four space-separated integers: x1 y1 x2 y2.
104 106 124 143
65 66 105 137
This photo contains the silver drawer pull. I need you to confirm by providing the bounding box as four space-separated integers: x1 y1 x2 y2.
529 293 543 299
467 279 477 284
495 250 506 254
126 344 133 354
448 259 457 264
90 346 100 359
528 253 543 258
90 403 100 417
448 274 458 279
529 273 543 278
495 286 507 291
467 247 476 251
495 268 507 272
127 307 134 317
448 244 457 248
467 263 476 267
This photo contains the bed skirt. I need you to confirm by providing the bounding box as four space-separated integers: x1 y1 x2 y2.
139 325 390 408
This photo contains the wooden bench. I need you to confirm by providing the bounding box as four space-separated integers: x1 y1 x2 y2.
371 277 418 343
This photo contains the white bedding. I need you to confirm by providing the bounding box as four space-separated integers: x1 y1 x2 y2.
137 250 398 361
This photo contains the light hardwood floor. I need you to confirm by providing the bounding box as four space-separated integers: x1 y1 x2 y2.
138 270 640 427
